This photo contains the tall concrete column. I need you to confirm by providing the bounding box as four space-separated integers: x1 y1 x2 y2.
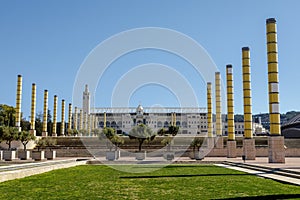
61 99 65 136
266 18 285 163
226 65 236 158
52 95 58 136
207 82 214 149
30 83 36 136
87 114 91 136
215 72 223 148
42 90 48 137
242 47 256 160
68 103 72 135
173 112 176 126
104 112 107 128
74 107 78 130
79 109 83 131
15 75 22 132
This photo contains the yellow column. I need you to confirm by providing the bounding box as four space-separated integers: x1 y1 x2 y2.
68 103 72 131
215 72 222 137
267 18 281 136
30 83 36 135
226 65 235 141
52 95 58 136
104 112 107 128
87 114 90 136
207 82 213 138
15 75 22 131
74 107 78 130
242 47 256 160
42 90 48 136
242 47 253 139
79 109 83 131
266 18 285 163
173 112 176 126
61 99 65 136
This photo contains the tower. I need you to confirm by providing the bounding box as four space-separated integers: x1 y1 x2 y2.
52 95 58 136
226 64 236 158
30 83 36 136
266 18 285 163
15 75 22 132
42 90 48 137
242 47 255 160
215 72 223 148
83 84 90 115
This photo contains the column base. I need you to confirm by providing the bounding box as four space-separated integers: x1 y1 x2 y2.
268 136 285 163
243 138 256 160
52 133 57 137
215 136 223 149
227 140 236 158
29 129 36 136
207 137 215 149
42 132 48 137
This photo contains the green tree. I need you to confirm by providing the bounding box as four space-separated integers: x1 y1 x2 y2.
0 126 19 149
21 118 31 131
100 127 119 151
35 112 43 136
129 124 156 152
157 128 166 136
91 128 101 136
191 138 202 152
19 130 36 150
0 104 16 127
168 125 179 136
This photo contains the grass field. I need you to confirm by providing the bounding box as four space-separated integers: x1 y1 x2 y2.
0 164 299 199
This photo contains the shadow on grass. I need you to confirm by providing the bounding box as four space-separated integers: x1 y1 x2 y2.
132 165 210 169
216 194 300 200
120 173 256 179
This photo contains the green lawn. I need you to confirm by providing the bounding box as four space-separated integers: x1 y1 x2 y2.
0 164 299 200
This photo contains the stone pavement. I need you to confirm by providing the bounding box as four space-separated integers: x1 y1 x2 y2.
0 158 87 183
201 157 300 186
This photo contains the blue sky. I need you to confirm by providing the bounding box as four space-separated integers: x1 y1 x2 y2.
0 0 299 120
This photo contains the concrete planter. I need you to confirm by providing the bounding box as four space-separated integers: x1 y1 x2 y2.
106 151 117 161
3 150 17 161
19 151 31 160
32 151 45 161
135 151 146 160
194 151 204 160
45 151 56 160
163 152 175 160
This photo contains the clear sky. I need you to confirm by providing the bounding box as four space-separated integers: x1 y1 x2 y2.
0 0 299 120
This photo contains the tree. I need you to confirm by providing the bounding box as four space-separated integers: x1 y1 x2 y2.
0 126 19 149
91 128 101 136
159 126 179 151
35 137 57 151
21 118 31 131
0 104 16 127
129 124 156 152
100 127 123 151
35 111 43 136
19 130 36 151
191 138 202 152
157 128 166 136
161 136 173 151
35 138 46 151
168 125 179 136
